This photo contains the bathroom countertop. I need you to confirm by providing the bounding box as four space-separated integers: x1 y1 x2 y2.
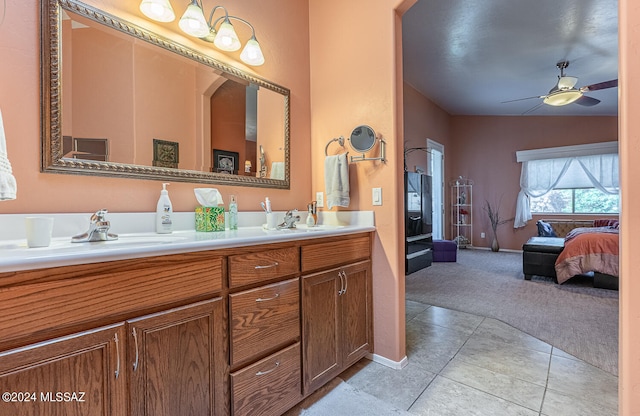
0 222 375 273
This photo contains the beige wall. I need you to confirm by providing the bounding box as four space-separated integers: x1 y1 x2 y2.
403 82 452 173
309 0 416 362
0 0 311 214
619 0 640 412
450 116 618 250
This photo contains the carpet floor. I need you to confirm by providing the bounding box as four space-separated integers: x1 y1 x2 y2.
405 249 619 375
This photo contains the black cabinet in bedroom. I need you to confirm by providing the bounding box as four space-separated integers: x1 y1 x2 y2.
405 172 433 274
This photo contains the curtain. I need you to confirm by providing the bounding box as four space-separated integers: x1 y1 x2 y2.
514 154 619 228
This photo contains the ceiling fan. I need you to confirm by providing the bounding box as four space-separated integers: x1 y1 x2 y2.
503 61 618 113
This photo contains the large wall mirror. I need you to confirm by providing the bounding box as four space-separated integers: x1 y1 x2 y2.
41 0 290 188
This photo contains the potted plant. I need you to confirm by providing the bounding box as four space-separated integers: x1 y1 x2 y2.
483 197 513 252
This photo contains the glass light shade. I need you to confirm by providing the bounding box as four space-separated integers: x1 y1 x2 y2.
213 20 241 51
140 0 175 22
179 2 210 38
240 37 265 66
557 76 578 90
543 90 583 106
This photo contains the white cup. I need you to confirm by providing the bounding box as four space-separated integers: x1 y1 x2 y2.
25 217 54 248
265 212 278 230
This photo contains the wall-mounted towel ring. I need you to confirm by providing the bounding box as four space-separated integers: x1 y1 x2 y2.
325 136 347 156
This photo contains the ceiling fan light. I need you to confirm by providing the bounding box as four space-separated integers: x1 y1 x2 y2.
557 76 578 90
139 0 175 22
543 89 583 106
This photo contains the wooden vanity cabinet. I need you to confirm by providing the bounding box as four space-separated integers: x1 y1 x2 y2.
228 245 303 416
127 299 225 416
301 236 373 395
0 252 227 416
0 231 374 416
0 324 126 416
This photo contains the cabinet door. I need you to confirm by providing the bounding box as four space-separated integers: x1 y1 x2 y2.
340 261 373 367
301 269 341 394
128 298 226 416
0 323 126 416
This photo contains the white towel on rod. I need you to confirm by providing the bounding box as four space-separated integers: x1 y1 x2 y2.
324 153 350 209
270 161 285 180
0 109 17 200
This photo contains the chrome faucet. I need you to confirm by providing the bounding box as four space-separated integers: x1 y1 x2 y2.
278 209 300 229
71 209 119 242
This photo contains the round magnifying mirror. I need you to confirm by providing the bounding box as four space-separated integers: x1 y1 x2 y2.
349 125 376 153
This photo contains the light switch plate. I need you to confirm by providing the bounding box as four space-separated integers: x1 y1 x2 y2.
372 187 382 206
316 191 324 207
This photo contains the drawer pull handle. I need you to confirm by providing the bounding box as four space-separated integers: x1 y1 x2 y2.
132 327 139 372
255 262 279 269
256 293 280 302
256 361 280 376
114 333 121 380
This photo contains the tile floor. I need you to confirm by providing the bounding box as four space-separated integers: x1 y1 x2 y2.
335 301 618 416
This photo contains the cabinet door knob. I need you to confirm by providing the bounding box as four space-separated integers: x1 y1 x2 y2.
256 361 280 376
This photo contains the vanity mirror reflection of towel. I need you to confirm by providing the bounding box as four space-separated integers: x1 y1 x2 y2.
324 153 350 209
0 108 17 201
270 162 285 180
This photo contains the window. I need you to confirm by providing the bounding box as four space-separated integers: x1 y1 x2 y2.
530 188 619 214
514 142 619 227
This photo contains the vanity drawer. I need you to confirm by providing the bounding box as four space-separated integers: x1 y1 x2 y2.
230 342 302 416
301 235 371 272
228 246 299 289
0 253 223 351
229 278 300 366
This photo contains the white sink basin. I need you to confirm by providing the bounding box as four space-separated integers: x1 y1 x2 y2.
98 235 189 246
295 224 345 232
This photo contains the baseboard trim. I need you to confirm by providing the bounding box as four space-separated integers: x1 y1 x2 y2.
470 246 523 253
367 353 408 370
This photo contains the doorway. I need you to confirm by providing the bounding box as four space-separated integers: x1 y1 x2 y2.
427 139 444 240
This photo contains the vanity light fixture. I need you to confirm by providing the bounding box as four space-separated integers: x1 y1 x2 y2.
139 0 265 66
139 0 175 23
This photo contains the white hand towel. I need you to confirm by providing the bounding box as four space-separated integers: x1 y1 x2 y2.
270 161 285 180
0 109 17 201
324 153 350 209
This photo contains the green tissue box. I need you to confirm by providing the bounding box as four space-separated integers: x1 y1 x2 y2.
195 206 225 232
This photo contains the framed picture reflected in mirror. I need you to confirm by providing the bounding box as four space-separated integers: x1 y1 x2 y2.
213 149 239 174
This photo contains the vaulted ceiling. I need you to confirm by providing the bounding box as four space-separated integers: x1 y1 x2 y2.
402 0 618 116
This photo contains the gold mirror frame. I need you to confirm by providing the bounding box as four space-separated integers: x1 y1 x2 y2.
41 0 290 189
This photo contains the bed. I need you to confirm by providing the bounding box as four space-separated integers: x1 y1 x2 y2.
554 222 620 285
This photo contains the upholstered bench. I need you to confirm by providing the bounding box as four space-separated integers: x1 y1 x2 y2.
522 237 565 281
522 219 595 281
433 240 457 262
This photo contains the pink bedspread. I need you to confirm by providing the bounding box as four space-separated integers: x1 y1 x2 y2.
555 228 619 284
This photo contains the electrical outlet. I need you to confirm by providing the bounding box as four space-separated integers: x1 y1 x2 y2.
372 188 382 206
481 232 486 239
316 192 324 207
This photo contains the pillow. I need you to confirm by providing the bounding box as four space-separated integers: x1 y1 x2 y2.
536 220 557 237
594 219 619 229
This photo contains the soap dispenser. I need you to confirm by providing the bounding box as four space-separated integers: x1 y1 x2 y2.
306 201 317 227
156 183 173 234
228 195 238 230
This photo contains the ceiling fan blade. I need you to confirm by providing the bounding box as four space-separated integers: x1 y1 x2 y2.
522 102 544 115
574 95 601 106
582 79 618 92
501 96 543 104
